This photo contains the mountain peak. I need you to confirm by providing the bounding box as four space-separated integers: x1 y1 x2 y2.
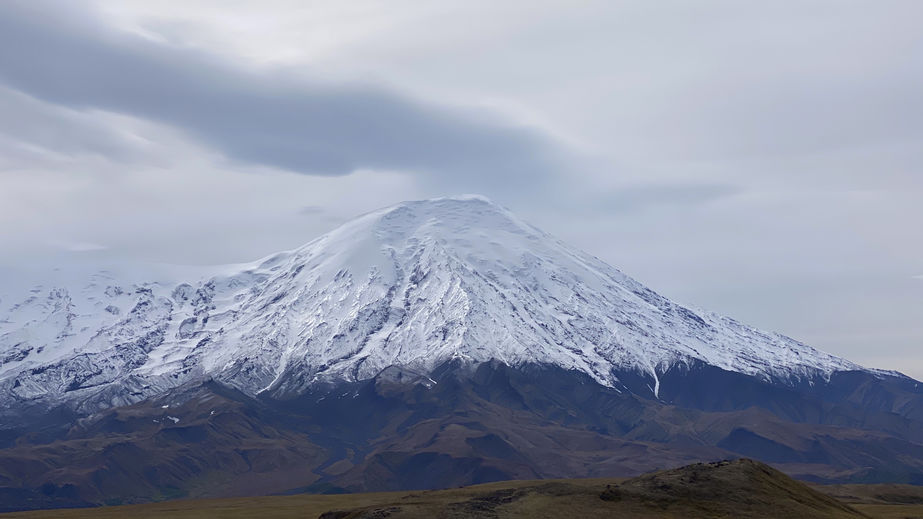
365 193 501 216
426 193 496 203
279 194 540 281
346 193 519 235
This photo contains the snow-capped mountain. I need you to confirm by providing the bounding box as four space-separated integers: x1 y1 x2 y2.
0 195 880 415
2 195 922 509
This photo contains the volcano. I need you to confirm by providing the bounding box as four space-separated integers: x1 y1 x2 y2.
0 195 920 510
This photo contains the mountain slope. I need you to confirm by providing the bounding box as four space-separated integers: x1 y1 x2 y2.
2 363 919 511
0 195 887 416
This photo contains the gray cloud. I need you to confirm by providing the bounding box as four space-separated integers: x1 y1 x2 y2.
0 86 146 164
596 184 741 214
298 206 326 215
48 240 109 252
0 2 563 189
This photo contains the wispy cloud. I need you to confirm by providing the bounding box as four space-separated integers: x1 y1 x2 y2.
48 240 109 252
299 206 325 215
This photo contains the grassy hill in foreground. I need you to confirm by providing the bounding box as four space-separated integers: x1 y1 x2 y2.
2 459 923 519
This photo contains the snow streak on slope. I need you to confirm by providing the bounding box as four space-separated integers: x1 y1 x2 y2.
0 195 862 412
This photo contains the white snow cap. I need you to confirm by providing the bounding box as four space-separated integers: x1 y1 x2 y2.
0 195 864 408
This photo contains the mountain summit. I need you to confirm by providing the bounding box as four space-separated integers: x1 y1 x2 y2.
0 195 871 412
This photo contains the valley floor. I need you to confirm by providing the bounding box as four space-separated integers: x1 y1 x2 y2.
2 460 922 519
813 483 923 519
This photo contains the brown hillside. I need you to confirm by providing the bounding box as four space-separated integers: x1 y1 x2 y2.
1 458 872 519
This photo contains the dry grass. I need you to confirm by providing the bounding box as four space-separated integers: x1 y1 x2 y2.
852 504 923 518
817 483 923 519
0 479 609 519
3 469 922 519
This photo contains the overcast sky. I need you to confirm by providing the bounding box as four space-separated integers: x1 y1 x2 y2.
1 0 921 379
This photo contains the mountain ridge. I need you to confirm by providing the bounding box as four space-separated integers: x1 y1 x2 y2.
1 195 899 421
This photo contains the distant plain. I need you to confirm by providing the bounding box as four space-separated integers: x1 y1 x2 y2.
3 460 922 519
